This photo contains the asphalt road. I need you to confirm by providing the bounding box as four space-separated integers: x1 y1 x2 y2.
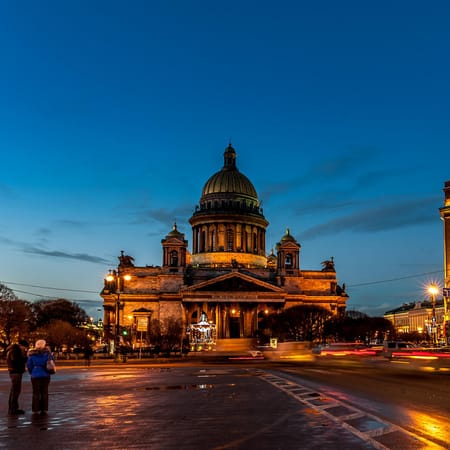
0 359 448 450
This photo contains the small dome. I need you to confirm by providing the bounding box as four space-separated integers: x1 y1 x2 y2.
280 228 296 242
201 144 258 200
167 222 184 238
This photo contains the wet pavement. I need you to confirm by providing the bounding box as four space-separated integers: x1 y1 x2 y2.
0 361 386 449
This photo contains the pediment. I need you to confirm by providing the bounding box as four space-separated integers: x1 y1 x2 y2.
279 241 300 250
183 271 284 293
163 237 186 245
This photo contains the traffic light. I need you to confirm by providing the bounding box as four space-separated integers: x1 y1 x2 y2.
122 329 128 336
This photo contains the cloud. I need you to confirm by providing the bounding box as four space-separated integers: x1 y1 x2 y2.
0 236 16 245
54 219 87 228
1 232 111 265
261 148 378 203
23 246 110 264
134 204 193 227
35 227 52 236
73 298 103 311
301 196 440 239
307 148 372 179
348 302 393 317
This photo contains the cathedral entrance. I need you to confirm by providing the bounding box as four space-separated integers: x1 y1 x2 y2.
228 307 242 338
229 317 240 338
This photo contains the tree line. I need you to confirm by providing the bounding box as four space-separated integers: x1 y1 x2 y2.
1 282 400 357
0 283 90 355
258 305 395 345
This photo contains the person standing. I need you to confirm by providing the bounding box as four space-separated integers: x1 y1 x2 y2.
27 339 55 415
83 345 94 367
6 339 29 415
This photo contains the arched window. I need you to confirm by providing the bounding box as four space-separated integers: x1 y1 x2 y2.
227 228 234 251
200 230 206 252
210 230 215 251
170 250 178 267
285 253 292 268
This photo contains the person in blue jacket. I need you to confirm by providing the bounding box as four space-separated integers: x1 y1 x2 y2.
27 339 55 414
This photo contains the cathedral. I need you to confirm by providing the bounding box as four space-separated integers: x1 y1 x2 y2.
101 144 348 350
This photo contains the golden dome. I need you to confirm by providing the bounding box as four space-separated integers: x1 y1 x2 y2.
201 144 258 201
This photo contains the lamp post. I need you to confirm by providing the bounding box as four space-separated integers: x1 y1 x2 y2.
105 270 131 362
428 284 439 345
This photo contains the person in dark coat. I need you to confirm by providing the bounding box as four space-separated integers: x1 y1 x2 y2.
6 339 29 415
83 345 94 366
27 339 55 415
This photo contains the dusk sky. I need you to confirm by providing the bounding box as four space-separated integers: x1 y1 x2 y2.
1 1 449 320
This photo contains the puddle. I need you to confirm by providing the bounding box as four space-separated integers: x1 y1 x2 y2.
138 384 214 391
137 383 236 391
346 416 386 432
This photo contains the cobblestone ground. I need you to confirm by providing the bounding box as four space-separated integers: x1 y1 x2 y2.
0 364 376 450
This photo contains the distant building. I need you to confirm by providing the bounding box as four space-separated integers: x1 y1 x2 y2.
384 301 445 339
101 144 348 350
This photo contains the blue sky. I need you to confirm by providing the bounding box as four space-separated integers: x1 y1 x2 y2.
0 1 449 320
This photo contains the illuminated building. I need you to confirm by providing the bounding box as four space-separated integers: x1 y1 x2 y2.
384 180 450 344
384 301 445 339
440 180 450 342
101 144 348 349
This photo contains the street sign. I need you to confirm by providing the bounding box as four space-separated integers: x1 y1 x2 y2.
443 288 450 297
137 317 149 331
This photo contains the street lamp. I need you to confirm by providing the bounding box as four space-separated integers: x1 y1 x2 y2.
105 270 131 361
428 284 439 345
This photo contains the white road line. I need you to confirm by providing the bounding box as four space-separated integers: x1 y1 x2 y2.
256 371 443 450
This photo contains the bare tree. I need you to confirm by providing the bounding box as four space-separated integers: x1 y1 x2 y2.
38 319 87 352
0 284 33 352
267 305 333 342
31 298 89 327
147 317 183 355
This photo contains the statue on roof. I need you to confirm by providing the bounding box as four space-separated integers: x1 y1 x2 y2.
321 257 335 272
118 250 135 268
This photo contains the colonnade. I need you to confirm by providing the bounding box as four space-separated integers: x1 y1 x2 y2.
192 223 266 256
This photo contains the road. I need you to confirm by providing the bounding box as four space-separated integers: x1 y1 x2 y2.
272 356 450 448
0 357 449 449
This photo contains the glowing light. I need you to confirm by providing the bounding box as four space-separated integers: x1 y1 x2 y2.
422 280 442 297
428 284 439 296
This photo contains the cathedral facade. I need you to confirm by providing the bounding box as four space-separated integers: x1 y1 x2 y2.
101 144 348 348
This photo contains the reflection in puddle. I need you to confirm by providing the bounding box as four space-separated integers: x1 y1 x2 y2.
405 410 449 444
139 384 214 391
